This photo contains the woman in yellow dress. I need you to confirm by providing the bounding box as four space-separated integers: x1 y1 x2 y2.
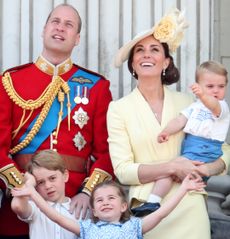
107 8 230 239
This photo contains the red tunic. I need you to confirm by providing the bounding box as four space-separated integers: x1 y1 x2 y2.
0 61 114 236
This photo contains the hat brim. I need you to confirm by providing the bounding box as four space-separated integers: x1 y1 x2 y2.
114 27 155 68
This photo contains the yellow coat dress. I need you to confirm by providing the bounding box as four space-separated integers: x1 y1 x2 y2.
107 86 230 239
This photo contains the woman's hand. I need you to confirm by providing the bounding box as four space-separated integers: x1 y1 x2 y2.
171 156 204 180
196 164 209 177
196 158 225 177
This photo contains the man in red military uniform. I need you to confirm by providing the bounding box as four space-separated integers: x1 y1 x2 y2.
0 3 114 238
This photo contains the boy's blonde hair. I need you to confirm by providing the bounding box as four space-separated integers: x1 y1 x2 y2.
27 149 66 174
195 60 228 83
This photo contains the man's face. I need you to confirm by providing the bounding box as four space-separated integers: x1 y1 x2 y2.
42 5 80 57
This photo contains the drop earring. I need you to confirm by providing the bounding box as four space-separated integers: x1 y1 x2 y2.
132 70 136 76
163 68 166 76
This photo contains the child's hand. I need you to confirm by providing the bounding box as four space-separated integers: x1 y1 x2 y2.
11 182 36 198
11 172 36 198
181 173 205 192
190 83 203 98
157 132 169 143
24 172 36 187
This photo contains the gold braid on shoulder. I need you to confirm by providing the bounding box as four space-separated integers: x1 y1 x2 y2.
2 72 67 154
3 72 60 110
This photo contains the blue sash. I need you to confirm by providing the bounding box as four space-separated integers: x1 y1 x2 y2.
18 69 100 154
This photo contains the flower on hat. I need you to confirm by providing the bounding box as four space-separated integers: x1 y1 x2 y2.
153 8 188 53
153 16 176 42
114 7 188 67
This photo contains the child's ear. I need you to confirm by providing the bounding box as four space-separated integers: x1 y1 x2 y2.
64 169 69 183
121 202 128 213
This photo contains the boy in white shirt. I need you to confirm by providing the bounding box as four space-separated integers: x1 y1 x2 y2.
11 149 78 239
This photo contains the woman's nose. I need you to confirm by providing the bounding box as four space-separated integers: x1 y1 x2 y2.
143 51 151 57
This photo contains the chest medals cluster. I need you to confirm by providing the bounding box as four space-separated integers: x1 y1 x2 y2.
72 77 91 151
50 74 92 152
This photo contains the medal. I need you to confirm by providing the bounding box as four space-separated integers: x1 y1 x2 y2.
73 132 86 151
74 86 82 104
74 96 82 104
81 86 89 105
72 107 89 129
81 97 89 105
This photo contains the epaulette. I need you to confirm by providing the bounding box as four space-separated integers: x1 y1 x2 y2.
74 64 107 80
2 62 33 75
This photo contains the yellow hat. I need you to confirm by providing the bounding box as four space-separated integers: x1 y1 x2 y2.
114 8 188 68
